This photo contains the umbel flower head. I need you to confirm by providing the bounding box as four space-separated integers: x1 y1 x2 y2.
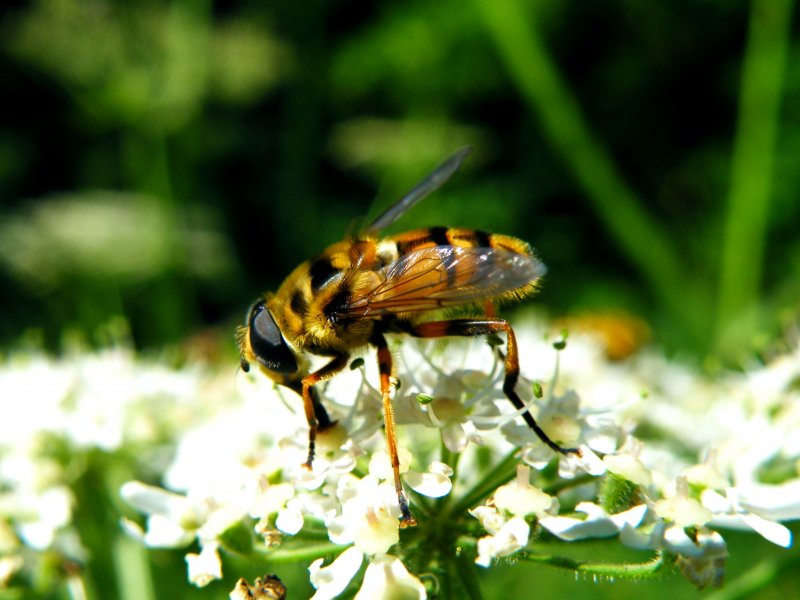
2 318 799 596
113 319 800 596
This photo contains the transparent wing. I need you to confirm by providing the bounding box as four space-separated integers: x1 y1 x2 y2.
337 245 546 318
365 147 471 234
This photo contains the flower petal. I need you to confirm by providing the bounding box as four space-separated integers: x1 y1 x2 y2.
309 546 363 600
354 554 427 600
186 542 222 588
405 462 453 498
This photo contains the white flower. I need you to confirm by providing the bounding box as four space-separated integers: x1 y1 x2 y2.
469 505 505 535
120 481 211 547
470 466 561 567
603 447 653 487
309 546 363 600
539 502 648 541
354 554 427 600
13 486 73 550
186 541 223 587
475 517 530 567
653 477 712 528
404 462 454 498
368 447 453 499
326 474 400 555
493 465 558 518
393 341 505 454
701 486 794 547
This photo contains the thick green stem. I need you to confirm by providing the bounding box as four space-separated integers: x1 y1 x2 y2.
716 0 794 346
522 550 670 580
254 542 346 563
112 534 156 600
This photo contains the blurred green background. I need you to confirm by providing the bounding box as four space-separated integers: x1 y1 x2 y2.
2 2 800 599
1 0 799 360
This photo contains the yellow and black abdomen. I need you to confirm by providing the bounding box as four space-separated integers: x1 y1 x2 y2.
388 226 532 257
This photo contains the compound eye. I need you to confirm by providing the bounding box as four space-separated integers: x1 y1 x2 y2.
248 301 298 374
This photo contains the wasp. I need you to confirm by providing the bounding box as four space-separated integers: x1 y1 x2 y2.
238 148 579 526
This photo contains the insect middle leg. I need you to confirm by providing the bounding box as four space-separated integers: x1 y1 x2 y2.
300 353 349 469
410 319 581 456
370 330 417 527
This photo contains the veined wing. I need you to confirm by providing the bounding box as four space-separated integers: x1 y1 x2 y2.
364 148 471 234
337 245 546 318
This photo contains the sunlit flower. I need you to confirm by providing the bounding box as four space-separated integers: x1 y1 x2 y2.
186 541 223 587
354 554 426 600
493 465 558 518
4 318 800 596
326 474 400 555
701 485 796 547
309 546 363 600
539 502 648 541
653 477 712 528
474 517 531 567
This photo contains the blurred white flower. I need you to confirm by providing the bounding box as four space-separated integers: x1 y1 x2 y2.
0 192 233 289
354 554 426 600
309 546 363 600
653 477 712 528
701 486 795 547
186 541 223 587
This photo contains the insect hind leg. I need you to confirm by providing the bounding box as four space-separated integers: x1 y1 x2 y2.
371 330 416 527
410 319 580 456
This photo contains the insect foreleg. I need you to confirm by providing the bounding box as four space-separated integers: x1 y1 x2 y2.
370 330 417 527
301 353 349 469
409 319 581 456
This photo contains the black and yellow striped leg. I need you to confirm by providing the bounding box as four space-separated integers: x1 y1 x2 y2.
300 353 349 469
411 319 581 456
371 330 417 527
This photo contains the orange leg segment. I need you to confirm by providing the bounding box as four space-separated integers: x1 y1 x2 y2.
300 353 349 469
371 331 416 526
410 319 580 456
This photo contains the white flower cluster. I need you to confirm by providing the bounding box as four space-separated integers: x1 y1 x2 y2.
0 345 209 589
2 320 799 596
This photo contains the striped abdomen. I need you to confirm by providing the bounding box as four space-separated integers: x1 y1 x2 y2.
269 227 540 352
387 226 533 258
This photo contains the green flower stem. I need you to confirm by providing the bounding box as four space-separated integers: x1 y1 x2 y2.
431 438 461 514
254 542 347 563
448 450 519 517
112 534 156 600
473 0 706 344
521 550 670 580
716 0 794 345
